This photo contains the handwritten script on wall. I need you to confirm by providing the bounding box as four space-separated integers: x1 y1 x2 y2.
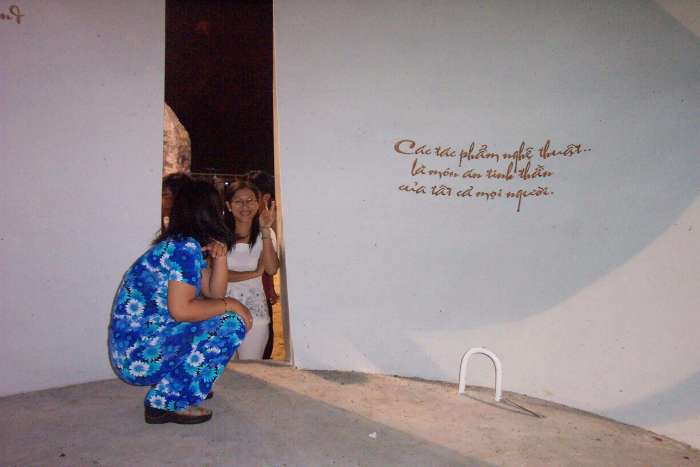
394 139 591 212
1 5 23 25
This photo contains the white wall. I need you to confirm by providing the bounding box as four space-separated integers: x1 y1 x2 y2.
275 0 700 447
1 0 698 450
0 1 164 394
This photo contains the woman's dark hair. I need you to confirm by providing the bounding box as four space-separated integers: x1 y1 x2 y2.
154 178 234 249
224 180 261 250
162 172 191 196
246 170 275 198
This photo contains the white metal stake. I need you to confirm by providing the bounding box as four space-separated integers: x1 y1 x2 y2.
458 347 503 402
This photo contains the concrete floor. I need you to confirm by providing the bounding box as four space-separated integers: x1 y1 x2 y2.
2 362 698 467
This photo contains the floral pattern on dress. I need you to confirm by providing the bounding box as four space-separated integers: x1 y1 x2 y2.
108 237 246 411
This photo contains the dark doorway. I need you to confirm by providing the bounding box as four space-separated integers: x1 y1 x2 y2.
165 0 273 175
165 0 287 362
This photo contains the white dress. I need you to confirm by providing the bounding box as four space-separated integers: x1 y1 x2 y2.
226 231 277 359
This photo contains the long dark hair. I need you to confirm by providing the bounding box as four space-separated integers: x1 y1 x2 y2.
154 177 235 249
224 180 261 250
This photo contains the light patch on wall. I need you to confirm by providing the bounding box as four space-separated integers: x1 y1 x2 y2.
275 0 700 447
406 196 700 444
655 0 700 38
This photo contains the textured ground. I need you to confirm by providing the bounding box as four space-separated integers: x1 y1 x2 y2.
1 362 698 467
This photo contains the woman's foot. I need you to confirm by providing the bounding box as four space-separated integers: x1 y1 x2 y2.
144 405 213 424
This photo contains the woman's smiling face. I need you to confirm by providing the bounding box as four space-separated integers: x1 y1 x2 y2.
226 187 259 223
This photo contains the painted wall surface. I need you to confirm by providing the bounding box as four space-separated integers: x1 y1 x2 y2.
274 0 700 446
0 1 165 395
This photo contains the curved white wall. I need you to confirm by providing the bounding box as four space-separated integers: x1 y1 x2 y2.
274 0 700 446
0 1 164 394
1 0 698 451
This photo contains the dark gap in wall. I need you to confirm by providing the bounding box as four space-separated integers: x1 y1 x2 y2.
165 0 273 175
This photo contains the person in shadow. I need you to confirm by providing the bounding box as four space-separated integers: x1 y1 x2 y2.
246 170 279 359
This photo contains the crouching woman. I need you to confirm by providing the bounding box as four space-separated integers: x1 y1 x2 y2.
109 178 253 425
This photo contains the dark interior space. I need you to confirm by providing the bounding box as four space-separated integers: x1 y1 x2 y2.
165 0 273 175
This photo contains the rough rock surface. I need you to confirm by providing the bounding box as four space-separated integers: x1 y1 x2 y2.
162 103 191 176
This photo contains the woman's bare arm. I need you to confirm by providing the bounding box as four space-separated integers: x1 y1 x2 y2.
259 200 280 275
200 241 230 298
168 280 253 329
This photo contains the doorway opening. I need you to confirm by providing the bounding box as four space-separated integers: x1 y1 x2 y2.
163 0 289 362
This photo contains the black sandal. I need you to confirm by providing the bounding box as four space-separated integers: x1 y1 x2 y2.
145 405 213 425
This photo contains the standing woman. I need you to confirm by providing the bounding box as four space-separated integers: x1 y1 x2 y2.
109 178 253 425
224 180 279 359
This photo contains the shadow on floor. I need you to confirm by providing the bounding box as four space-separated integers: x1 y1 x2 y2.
0 368 485 467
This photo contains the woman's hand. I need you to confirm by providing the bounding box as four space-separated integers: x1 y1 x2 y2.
258 199 280 276
236 307 254 331
201 241 229 298
259 199 276 230
268 289 280 305
203 240 228 259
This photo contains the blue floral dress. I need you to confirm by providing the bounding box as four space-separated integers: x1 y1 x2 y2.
109 236 246 411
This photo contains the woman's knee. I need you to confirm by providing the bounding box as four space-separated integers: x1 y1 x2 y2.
217 313 248 340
